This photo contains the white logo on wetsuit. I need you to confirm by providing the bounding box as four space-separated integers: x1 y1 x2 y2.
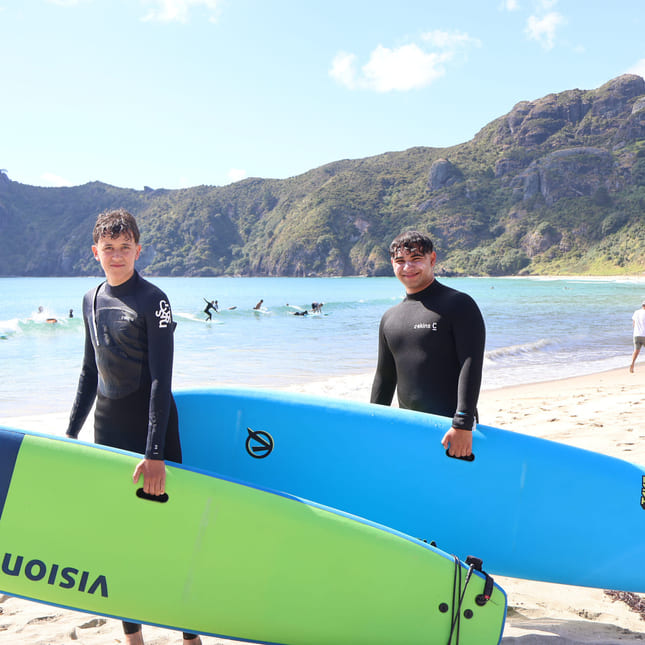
155 300 172 328
414 322 438 330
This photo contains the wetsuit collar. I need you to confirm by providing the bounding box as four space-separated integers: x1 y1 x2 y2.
104 270 139 296
405 279 439 301
92 272 140 346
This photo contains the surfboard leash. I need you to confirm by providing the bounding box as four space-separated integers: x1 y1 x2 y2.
465 555 495 607
447 555 463 644
446 555 495 644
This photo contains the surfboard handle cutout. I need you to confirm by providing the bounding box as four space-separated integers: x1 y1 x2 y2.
445 449 475 462
136 488 169 503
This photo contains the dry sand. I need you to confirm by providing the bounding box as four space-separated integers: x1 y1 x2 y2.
2 366 645 643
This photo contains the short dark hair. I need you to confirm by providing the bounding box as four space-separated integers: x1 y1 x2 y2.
389 231 434 258
92 208 140 244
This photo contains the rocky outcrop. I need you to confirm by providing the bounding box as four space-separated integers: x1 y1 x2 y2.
591 74 645 118
615 94 645 143
511 147 615 205
428 158 462 190
489 75 645 148
522 223 562 257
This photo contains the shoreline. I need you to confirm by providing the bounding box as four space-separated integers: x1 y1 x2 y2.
2 364 645 643
0 363 638 435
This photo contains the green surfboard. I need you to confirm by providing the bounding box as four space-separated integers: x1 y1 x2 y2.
0 426 506 644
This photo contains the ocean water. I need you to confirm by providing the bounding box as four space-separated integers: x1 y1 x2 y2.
1 275 644 418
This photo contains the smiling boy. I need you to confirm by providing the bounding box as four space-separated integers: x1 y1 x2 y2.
66 208 200 645
370 230 486 459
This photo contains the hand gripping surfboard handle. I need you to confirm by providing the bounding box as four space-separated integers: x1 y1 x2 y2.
465 556 495 606
445 449 475 462
136 488 169 503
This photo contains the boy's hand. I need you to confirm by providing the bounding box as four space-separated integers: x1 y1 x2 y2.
133 458 166 496
441 427 473 459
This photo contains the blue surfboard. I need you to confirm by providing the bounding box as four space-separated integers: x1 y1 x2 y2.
175 387 645 592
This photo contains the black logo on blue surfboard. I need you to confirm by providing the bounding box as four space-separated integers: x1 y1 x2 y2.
246 428 274 459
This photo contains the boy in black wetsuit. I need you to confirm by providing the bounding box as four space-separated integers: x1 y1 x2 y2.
370 230 485 459
66 209 201 645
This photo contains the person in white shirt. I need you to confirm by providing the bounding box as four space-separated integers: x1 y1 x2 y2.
630 301 645 373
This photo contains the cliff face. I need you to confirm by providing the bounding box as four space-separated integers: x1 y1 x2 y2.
510 148 615 205
495 75 645 147
1 75 644 277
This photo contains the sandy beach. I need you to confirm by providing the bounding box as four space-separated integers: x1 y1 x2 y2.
2 365 645 643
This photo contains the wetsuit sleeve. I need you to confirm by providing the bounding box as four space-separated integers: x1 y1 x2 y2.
451 296 486 430
144 293 175 460
370 314 397 406
67 297 98 438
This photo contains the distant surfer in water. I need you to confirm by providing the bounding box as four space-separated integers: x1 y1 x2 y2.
203 298 218 320
253 299 263 310
65 208 201 645
370 230 485 460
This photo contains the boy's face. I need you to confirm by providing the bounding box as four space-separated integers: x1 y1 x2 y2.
391 245 436 294
92 233 141 286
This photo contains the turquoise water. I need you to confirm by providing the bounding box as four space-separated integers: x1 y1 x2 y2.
1 275 643 416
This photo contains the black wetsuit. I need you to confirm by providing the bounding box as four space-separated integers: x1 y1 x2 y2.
66 271 194 640
67 271 181 460
203 300 217 321
370 280 485 430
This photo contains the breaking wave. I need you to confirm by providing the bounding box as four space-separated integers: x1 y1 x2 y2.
485 339 555 362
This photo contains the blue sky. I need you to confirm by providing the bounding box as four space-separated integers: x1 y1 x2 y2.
1 0 644 190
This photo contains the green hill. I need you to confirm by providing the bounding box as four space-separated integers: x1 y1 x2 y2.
1 74 644 277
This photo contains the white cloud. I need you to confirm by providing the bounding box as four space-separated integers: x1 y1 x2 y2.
627 58 645 79
499 0 520 11
330 30 480 93
362 44 448 92
329 52 359 90
41 172 74 187
536 0 559 9
227 168 247 183
525 11 566 50
141 0 221 23
422 30 481 50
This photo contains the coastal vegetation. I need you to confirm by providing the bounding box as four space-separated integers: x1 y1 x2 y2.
1 74 644 277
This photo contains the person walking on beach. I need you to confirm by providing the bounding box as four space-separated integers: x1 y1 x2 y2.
370 230 486 459
65 208 201 645
630 301 645 373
